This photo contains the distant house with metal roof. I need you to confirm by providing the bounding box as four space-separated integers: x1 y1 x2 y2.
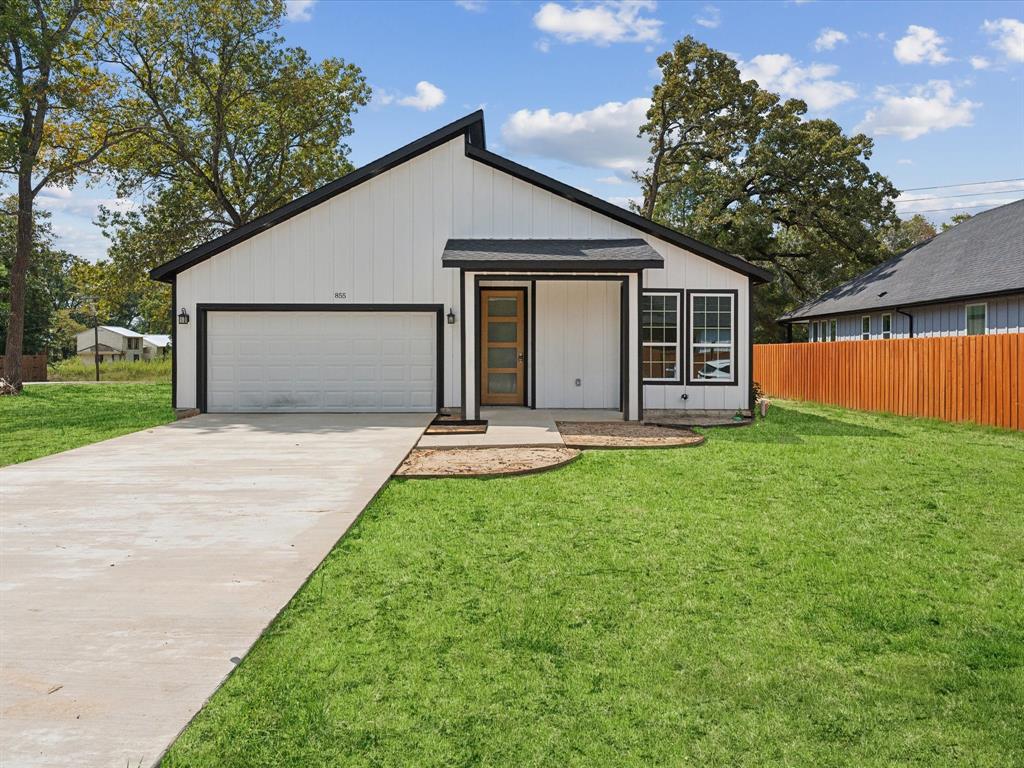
77 326 167 365
779 199 1024 342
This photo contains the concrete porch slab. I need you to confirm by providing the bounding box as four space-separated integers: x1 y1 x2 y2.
416 408 622 448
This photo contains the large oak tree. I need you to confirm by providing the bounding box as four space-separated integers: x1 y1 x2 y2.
636 37 900 342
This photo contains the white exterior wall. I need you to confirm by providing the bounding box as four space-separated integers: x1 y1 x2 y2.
535 281 620 409
174 133 754 413
806 293 1024 342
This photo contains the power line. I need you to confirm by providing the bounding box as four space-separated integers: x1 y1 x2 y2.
898 177 1024 192
895 187 1024 203
895 199 1022 215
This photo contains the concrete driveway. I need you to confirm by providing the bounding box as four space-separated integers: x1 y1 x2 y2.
0 413 430 767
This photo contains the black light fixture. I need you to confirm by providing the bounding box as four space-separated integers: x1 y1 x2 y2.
447 308 457 325
177 307 190 325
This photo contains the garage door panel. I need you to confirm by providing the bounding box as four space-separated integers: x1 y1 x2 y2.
206 310 436 413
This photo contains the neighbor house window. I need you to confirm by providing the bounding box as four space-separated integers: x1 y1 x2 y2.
811 322 819 342
861 316 871 340
881 313 892 339
689 292 735 383
829 319 837 342
966 303 987 336
642 292 680 381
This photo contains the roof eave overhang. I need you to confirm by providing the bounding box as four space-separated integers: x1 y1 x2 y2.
443 259 661 271
778 286 1024 323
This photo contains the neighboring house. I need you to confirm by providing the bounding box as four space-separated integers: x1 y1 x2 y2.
77 327 170 365
780 199 1024 341
143 334 172 358
77 326 146 364
150 111 772 419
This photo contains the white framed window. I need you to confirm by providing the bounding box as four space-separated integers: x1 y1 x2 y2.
861 316 871 340
881 313 892 339
641 292 681 381
689 292 735 383
829 319 837 342
811 321 819 342
966 303 987 336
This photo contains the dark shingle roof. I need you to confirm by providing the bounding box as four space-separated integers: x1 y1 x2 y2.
442 239 664 270
781 199 1024 321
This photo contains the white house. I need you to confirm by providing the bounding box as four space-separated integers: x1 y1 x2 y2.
150 112 771 420
77 327 171 365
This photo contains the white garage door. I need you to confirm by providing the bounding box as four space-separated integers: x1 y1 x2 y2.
205 310 437 412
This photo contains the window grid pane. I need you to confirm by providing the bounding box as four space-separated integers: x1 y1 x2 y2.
691 293 734 381
642 293 680 380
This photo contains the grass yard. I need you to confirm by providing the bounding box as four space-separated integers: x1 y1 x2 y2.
163 402 1024 768
0 383 173 466
48 356 172 382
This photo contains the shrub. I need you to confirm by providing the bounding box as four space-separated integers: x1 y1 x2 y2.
48 356 172 382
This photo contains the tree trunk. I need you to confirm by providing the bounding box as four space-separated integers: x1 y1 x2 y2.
3 173 33 391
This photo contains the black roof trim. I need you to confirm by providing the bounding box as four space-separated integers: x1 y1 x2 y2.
464 144 772 283
150 110 487 282
448 260 662 272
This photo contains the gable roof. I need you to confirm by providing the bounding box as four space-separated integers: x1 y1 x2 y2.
781 199 1024 322
442 239 663 270
150 111 771 284
144 334 171 347
99 325 142 338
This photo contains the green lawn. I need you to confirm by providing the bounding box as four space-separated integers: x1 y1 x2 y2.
48 355 172 382
163 402 1024 767
0 383 174 466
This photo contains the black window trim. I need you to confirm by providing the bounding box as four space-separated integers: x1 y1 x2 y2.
640 289 684 384
685 289 739 387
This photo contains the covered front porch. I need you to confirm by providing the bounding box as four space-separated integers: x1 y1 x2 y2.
444 239 663 423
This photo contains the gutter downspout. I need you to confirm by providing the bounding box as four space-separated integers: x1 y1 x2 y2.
896 308 914 338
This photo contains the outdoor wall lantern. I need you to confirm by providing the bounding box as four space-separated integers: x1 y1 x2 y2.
177 307 190 325
447 308 457 325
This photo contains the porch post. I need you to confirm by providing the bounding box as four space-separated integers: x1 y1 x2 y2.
627 272 641 421
462 272 478 420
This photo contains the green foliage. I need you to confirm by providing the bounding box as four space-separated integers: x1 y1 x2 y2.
637 37 901 342
941 212 972 232
48 354 171 382
162 401 1023 766
96 0 371 283
881 213 937 253
0 382 172 466
0 201 87 356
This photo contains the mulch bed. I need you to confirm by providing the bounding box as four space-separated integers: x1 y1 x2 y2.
556 421 705 448
395 446 580 478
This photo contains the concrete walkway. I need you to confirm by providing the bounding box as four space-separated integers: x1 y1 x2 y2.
417 407 622 448
0 413 429 768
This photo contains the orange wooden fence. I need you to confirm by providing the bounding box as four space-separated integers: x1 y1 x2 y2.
754 334 1023 430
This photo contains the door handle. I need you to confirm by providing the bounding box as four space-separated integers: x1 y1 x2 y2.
518 353 524 361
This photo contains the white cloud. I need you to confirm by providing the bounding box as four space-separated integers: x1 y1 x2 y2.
897 158 914 165
454 0 486 11
284 0 315 22
695 5 720 29
814 28 847 51
970 56 991 70
982 18 1024 63
857 80 978 140
535 39 551 53
501 98 651 171
896 181 1024 214
533 1 662 46
397 81 446 111
37 186 137 217
893 25 951 64
739 54 856 111
596 175 625 185
607 194 642 210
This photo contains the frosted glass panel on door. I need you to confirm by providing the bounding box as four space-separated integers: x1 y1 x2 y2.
488 373 517 393
488 322 517 342
488 348 517 368
488 297 518 317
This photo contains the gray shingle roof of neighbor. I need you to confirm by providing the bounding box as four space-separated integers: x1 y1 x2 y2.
780 198 1024 321
442 239 664 270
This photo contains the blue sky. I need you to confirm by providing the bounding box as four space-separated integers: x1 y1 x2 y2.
43 0 1024 260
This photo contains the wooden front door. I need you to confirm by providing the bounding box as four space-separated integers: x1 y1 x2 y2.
480 289 526 405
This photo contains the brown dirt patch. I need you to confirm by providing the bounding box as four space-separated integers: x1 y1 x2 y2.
556 421 705 448
395 446 580 478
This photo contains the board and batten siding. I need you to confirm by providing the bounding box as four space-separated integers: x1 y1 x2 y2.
807 293 1024 342
535 281 620 409
175 133 752 412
